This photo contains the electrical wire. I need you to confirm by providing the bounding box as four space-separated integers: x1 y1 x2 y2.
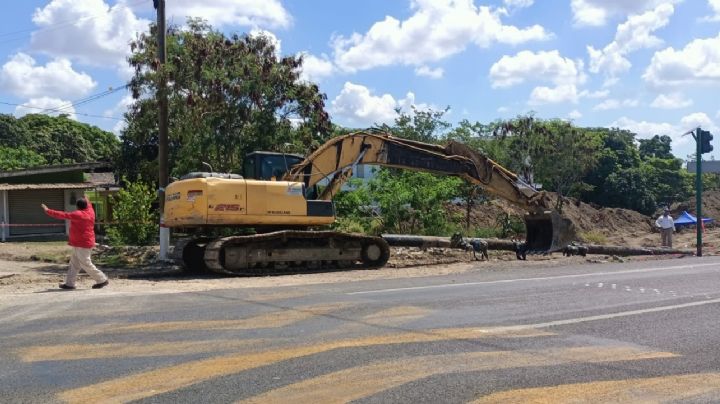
0 101 124 121
54 84 129 112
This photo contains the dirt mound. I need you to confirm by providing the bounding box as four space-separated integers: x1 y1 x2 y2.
448 194 654 244
675 190 720 221
555 197 654 236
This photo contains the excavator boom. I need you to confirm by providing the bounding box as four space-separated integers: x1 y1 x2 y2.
284 131 575 252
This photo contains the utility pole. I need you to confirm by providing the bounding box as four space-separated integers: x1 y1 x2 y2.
155 0 170 260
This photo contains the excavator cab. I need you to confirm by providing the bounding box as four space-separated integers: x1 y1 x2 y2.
244 151 320 199
243 151 305 181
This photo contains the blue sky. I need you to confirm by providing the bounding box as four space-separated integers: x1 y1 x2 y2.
0 0 719 159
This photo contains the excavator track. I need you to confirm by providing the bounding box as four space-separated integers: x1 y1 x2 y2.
177 231 390 276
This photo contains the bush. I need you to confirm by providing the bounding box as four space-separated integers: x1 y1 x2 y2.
106 177 158 246
495 213 525 238
474 227 500 238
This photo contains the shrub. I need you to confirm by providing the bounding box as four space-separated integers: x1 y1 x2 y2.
106 177 158 246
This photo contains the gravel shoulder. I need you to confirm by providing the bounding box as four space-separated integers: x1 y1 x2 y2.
0 243 689 304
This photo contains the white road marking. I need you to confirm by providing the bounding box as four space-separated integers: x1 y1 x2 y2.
654 289 661 294
348 262 720 295
640 288 645 293
476 297 720 332
612 284 617 289
598 283 604 288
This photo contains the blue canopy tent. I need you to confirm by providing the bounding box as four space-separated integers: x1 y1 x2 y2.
673 211 713 227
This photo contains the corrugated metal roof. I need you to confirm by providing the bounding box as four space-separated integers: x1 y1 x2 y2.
86 172 116 185
0 162 110 179
0 183 93 191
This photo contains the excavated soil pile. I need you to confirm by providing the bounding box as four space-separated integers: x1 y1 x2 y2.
674 190 720 221
447 194 654 243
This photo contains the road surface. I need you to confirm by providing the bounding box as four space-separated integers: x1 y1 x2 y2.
2 256 720 403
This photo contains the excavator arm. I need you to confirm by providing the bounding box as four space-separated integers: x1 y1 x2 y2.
283 131 575 252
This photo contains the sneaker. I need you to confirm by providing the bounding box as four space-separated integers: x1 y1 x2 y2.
92 280 109 289
59 283 76 290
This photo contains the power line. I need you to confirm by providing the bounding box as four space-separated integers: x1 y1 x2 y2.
0 0 151 46
55 84 129 112
0 101 124 121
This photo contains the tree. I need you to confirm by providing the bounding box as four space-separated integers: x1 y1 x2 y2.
533 121 600 211
492 114 549 185
639 135 673 159
374 106 451 144
581 128 642 207
367 169 462 235
0 113 118 169
120 19 331 181
0 146 46 170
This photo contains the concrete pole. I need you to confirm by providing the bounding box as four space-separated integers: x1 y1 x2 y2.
156 0 170 260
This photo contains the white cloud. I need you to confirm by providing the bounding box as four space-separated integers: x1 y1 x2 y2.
610 113 719 153
490 50 584 88
162 0 292 29
643 33 720 87
529 84 579 105
609 117 690 152
103 93 134 135
709 0 720 21
330 82 429 126
579 89 610 99
250 29 282 57
650 93 693 109
489 50 585 104
568 109 583 119
503 0 534 8
587 4 674 80
298 53 335 83
571 0 678 27
0 53 96 99
332 0 550 72
593 98 639 110
415 66 444 79
497 106 510 113
31 0 150 68
681 112 718 132
14 97 76 120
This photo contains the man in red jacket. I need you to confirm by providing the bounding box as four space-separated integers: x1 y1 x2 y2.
41 195 108 290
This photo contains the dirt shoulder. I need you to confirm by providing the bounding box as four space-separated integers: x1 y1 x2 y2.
0 243 691 301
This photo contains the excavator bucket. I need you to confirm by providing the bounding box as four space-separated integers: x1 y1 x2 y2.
524 211 576 253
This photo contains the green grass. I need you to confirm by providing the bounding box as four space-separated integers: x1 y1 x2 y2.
580 231 608 244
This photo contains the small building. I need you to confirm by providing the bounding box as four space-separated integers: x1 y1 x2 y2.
0 162 114 241
686 160 720 173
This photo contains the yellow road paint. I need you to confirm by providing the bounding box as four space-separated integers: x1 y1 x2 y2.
101 302 353 334
472 372 720 403
361 306 430 325
18 339 264 362
239 347 676 404
58 327 552 403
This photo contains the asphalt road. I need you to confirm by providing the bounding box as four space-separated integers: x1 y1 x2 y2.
3 256 720 403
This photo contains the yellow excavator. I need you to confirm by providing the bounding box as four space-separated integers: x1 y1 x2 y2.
165 131 575 275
